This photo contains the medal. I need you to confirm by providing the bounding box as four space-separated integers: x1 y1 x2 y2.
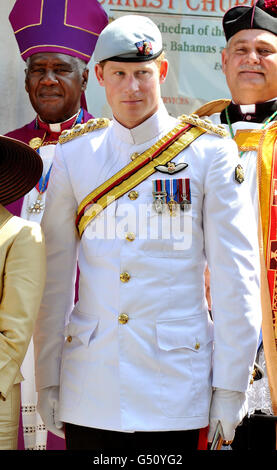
152 180 166 213
28 194 44 214
179 178 191 211
166 179 178 216
28 163 53 214
168 197 178 216
153 194 166 213
180 196 191 211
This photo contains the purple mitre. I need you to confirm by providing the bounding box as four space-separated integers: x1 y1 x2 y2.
9 0 109 63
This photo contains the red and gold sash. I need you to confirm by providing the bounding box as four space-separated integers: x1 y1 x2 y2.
235 123 277 415
76 123 206 237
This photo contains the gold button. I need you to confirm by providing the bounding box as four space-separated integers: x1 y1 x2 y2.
128 190 139 200
67 335 72 343
195 342 200 350
120 272 131 283
125 232 135 242
118 313 129 324
130 152 139 161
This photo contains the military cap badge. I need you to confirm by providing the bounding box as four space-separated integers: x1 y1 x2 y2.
135 40 153 56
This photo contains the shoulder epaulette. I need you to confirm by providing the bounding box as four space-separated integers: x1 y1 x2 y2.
178 113 228 138
59 117 110 144
194 99 231 118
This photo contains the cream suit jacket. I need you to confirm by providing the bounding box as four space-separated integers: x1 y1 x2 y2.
35 105 261 432
0 205 45 399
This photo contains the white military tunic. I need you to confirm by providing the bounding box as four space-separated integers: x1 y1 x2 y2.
35 103 261 432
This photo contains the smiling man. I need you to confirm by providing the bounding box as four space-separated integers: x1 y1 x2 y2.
34 15 261 451
222 29 277 104
195 0 277 451
4 0 108 451
25 53 89 125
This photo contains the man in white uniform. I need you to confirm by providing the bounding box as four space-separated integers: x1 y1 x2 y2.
34 15 261 451
196 0 277 450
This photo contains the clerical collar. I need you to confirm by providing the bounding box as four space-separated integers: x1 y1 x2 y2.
221 99 277 124
36 109 82 133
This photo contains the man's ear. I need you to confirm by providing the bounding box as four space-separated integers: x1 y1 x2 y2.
221 48 227 74
95 63 105 86
159 59 168 84
81 68 89 92
25 69 30 93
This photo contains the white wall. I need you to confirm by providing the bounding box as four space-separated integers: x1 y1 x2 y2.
1 0 34 135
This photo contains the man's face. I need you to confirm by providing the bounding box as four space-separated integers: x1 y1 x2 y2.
95 59 168 129
222 29 277 104
25 52 88 123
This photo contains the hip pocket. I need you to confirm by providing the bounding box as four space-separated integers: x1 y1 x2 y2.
60 308 99 408
156 314 213 417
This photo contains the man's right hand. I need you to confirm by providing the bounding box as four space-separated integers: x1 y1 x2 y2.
37 386 65 439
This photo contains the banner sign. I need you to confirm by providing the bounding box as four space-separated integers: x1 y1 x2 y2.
87 0 254 118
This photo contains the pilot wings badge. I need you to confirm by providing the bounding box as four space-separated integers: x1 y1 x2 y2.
155 161 188 175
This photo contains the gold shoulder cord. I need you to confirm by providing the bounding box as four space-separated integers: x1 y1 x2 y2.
178 113 228 138
59 118 110 144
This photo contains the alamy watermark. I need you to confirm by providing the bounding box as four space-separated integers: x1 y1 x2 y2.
83 198 192 252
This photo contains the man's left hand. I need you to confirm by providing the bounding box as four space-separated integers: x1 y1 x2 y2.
208 387 248 443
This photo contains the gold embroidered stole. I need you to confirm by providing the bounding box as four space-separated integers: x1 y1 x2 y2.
235 124 277 416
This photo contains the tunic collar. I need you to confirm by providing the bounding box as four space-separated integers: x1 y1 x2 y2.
112 101 172 145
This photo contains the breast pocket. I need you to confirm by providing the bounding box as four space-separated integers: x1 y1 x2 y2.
156 314 213 418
